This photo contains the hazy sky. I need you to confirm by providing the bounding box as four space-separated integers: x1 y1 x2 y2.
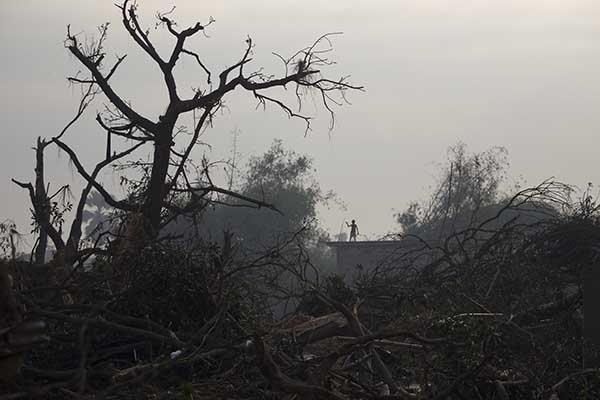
1 0 600 246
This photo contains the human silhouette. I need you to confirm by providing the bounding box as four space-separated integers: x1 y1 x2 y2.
346 219 359 241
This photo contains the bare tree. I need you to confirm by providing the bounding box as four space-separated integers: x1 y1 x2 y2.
12 82 96 265
12 80 143 266
63 1 362 243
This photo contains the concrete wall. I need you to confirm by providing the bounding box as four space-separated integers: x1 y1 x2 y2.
326 239 423 281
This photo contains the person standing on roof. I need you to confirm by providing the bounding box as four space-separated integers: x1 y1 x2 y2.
346 220 359 241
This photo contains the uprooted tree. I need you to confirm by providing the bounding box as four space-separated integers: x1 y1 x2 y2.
6 122 600 398
5 175 599 398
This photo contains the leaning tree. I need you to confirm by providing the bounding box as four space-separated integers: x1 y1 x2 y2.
60 0 361 248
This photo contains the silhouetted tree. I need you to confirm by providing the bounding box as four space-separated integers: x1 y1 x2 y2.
198 140 330 246
11 82 143 266
397 142 513 238
62 1 361 245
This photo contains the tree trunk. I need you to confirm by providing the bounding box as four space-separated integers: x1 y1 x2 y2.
112 125 172 265
143 124 174 237
34 137 49 265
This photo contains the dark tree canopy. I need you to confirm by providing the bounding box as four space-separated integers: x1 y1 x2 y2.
396 142 514 238
176 139 332 250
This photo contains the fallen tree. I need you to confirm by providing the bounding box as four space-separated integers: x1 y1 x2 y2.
2 180 599 399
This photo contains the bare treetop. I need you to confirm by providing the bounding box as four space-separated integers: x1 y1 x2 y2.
60 0 363 238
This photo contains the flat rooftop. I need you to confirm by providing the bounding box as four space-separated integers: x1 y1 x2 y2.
325 239 421 248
